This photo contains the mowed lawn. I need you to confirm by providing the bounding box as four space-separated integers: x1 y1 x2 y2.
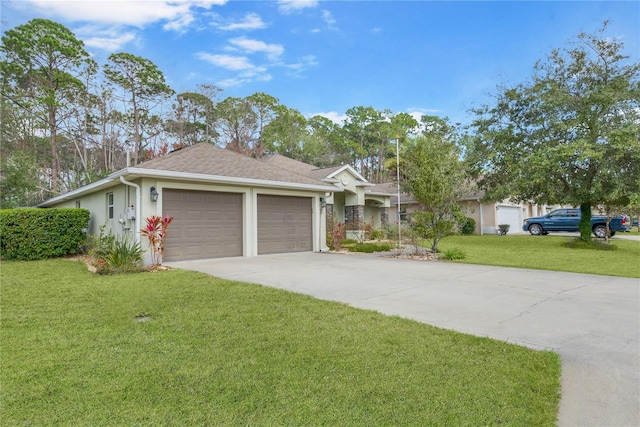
437 234 640 278
2 259 560 426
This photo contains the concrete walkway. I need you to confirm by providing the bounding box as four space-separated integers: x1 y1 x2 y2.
167 252 640 426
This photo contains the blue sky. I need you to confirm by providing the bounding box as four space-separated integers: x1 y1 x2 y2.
1 0 638 126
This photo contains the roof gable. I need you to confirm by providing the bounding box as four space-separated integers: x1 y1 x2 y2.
261 154 368 183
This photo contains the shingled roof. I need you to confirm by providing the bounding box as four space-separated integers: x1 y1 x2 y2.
136 143 328 187
261 153 361 182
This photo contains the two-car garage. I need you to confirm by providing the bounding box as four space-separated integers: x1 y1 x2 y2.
163 189 313 262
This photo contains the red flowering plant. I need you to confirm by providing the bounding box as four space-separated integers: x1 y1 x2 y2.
140 215 174 265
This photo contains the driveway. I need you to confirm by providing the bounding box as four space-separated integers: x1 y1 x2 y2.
167 252 640 427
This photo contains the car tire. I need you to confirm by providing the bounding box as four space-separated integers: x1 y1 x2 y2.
593 225 607 238
529 224 543 235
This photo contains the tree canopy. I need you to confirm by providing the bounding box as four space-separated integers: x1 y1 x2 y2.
467 23 640 240
1 18 95 195
400 117 467 253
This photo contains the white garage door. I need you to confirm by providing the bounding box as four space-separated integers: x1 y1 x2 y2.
257 195 312 255
497 206 522 234
163 189 243 261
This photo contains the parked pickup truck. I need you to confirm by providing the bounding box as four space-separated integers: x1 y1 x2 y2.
522 208 631 237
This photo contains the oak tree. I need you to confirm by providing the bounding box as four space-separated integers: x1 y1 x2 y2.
467 23 640 241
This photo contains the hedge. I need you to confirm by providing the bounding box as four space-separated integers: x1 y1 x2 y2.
0 208 90 260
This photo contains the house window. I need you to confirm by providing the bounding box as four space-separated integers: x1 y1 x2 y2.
107 192 114 219
75 200 81 208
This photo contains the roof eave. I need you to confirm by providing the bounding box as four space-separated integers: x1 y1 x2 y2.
38 167 343 208
129 168 341 193
37 169 128 207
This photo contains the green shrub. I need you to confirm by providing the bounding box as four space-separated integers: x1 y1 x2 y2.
461 217 476 235
370 229 385 240
564 238 617 251
348 242 393 253
96 235 144 275
341 238 358 245
89 224 115 260
0 208 90 260
441 247 466 260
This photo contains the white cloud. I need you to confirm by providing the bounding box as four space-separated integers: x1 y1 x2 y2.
217 70 272 88
285 55 318 76
195 53 254 70
320 10 336 28
77 26 137 52
229 37 284 60
307 111 346 125
196 52 272 86
216 13 267 31
217 77 247 87
278 0 318 14
20 0 226 29
163 13 195 32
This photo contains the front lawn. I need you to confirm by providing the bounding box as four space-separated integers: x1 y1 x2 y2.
437 235 640 278
1 259 561 426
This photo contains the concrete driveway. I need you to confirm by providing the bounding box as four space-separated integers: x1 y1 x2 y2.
167 252 640 426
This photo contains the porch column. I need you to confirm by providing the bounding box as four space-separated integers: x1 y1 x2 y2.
380 207 389 226
326 204 334 231
345 205 364 228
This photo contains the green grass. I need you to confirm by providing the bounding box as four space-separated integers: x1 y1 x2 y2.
1 259 561 426
436 235 640 278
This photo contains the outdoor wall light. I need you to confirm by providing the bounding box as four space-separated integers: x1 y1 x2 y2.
150 186 159 202
320 197 327 208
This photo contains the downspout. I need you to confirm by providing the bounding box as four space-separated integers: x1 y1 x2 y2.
478 199 484 235
120 176 141 243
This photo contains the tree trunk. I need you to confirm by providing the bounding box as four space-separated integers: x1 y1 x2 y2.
49 107 59 194
579 202 592 241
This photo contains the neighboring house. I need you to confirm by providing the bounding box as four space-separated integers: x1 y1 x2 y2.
38 143 339 263
261 154 392 232
370 182 562 235
459 190 563 235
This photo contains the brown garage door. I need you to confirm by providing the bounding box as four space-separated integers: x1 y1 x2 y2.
257 195 312 255
163 189 242 261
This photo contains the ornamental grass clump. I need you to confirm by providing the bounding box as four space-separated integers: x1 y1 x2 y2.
89 225 143 274
140 215 173 265
101 235 144 274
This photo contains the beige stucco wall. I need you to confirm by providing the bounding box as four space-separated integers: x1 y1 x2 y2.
329 192 346 224
332 170 365 206
47 177 329 263
50 182 138 240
